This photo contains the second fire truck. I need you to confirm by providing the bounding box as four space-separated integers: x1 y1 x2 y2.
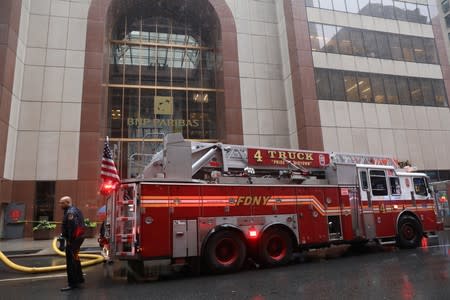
104 133 443 279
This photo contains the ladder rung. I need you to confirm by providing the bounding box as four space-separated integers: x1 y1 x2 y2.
116 217 135 221
117 200 134 205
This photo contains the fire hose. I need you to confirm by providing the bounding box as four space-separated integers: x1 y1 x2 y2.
0 237 105 273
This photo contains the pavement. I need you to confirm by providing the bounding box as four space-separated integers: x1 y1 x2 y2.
0 237 101 256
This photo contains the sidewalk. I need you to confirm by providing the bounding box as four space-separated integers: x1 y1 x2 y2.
0 237 101 256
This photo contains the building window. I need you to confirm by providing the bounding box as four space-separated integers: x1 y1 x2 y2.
323 25 338 53
35 181 55 222
357 73 372 102
107 1 220 178
309 23 325 51
314 68 448 107
308 22 438 64
384 76 399 104
315 69 331 99
305 0 431 24
336 27 352 55
344 72 359 102
443 0 450 14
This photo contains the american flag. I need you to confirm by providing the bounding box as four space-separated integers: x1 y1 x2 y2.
101 140 120 184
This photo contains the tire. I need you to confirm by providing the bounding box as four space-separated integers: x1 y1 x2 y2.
258 228 293 267
204 230 246 274
397 216 423 249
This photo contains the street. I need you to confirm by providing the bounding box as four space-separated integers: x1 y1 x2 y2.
1 237 450 300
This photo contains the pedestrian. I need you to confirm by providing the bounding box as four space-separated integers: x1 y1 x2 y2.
59 196 86 291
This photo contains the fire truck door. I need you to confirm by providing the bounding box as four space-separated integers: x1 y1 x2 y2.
358 168 376 240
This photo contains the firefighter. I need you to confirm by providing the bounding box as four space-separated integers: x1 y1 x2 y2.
59 196 86 291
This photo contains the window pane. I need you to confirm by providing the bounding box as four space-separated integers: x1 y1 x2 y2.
370 170 388 196
333 0 346 12
421 79 434 106
396 77 411 105
382 0 395 19
389 34 402 60
432 80 448 107
394 1 407 21
337 27 352 55
406 3 419 23
357 73 372 102
110 44 126 84
443 0 450 14
371 74 386 104
358 0 371 15
370 0 383 18
350 29 365 56
344 72 359 101
309 23 325 51
376 32 391 59
400 36 414 62
412 37 426 63
346 0 359 13
35 181 56 222
390 177 401 195
384 76 399 104
363 31 378 58
424 39 438 64
315 69 331 99
323 25 338 53
417 4 430 24
329 71 346 100
320 0 333 9
408 77 423 105
413 177 427 196
109 88 123 138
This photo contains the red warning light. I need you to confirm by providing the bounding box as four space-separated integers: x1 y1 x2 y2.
100 181 118 196
249 229 258 238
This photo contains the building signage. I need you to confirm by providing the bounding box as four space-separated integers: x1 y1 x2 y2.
247 148 330 168
127 118 200 127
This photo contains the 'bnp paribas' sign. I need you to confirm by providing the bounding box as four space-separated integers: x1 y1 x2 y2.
127 96 200 127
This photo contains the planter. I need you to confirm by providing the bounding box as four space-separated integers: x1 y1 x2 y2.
33 229 56 240
85 227 97 238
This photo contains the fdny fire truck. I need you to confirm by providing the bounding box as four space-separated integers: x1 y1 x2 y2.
104 133 442 279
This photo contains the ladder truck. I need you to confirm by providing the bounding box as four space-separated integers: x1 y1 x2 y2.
104 133 443 280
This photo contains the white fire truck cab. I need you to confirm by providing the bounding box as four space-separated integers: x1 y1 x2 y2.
105 133 442 280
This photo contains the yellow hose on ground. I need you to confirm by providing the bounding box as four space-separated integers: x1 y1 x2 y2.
0 237 105 273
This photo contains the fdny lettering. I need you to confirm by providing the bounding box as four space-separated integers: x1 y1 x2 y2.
236 196 271 206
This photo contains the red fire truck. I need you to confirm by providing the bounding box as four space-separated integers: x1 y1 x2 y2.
104 133 443 280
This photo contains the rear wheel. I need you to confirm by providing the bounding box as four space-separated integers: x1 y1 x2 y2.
258 228 293 267
204 230 246 273
397 216 423 249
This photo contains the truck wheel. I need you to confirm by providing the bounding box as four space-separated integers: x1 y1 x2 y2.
397 216 423 249
259 228 293 267
204 230 246 273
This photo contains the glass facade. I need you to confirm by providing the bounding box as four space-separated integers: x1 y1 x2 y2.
107 7 220 178
309 23 438 64
315 69 448 107
306 0 431 24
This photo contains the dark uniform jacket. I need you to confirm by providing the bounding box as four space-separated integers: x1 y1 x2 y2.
62 206 86 242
